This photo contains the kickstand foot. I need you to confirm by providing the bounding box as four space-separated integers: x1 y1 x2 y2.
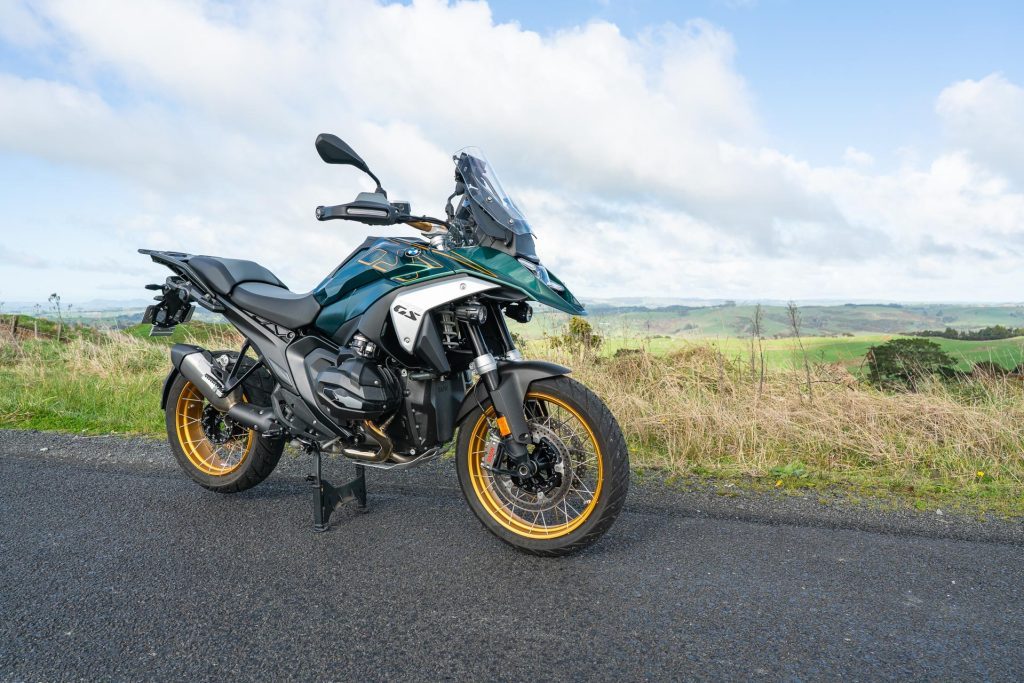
306 445 366 532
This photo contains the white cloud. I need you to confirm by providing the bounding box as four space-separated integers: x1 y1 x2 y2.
842 146 874 167
937 73 1024 188
0 0 1022 302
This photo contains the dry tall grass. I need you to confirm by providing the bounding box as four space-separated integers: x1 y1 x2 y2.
540 342 1024 498
0 327 243 434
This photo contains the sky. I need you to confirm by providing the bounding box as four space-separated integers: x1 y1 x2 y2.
1 0 1023 306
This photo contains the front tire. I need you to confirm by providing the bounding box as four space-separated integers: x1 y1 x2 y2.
165 371 284 493
456 376 629 556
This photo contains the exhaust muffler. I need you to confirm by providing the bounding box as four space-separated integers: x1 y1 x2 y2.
171 344 240 412
171 344 280 434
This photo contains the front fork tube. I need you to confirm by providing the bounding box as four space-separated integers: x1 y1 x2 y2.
465 323 533 469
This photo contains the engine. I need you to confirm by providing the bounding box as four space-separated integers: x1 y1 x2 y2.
309 331 465 456
315 335 401 419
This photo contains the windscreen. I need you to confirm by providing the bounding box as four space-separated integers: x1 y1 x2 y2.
455 148 533 236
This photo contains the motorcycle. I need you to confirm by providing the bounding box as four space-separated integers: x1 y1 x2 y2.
140 134 629 555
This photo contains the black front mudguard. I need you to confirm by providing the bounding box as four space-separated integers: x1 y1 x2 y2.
455 360 571 434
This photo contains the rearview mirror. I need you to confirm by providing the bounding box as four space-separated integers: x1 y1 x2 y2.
315 133 386 195
316 134 369 171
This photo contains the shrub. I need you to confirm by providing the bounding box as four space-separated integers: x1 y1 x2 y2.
865 338 956 390
548 316 602 355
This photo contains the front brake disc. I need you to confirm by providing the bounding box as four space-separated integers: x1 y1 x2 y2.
497 423 573 512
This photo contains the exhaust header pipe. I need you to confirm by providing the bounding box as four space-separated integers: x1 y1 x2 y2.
342 419 394 462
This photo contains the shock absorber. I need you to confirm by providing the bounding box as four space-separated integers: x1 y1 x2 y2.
459 312 534 473
437 309 461 349
455 305 497 391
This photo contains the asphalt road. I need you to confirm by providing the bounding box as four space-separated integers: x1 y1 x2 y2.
2 430 1023 682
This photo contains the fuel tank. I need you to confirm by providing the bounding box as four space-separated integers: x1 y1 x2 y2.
312 237 455 341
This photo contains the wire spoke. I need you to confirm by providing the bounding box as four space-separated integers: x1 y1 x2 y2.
471 394 602 532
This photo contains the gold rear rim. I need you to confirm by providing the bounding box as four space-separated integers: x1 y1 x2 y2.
174 381 254 476
467 392 603 540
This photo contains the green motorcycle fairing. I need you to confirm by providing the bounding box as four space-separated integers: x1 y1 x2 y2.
312 236 585 339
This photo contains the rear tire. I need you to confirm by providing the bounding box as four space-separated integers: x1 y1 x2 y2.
164 368 284 494
455 376 629 556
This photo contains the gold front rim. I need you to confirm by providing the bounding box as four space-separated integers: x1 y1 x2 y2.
468 392 603 540
174 381 254 476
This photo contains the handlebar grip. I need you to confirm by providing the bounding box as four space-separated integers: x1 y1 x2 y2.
316 199 407 226
315 205 340 221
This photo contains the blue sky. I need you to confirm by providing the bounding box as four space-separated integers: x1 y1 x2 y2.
485 0 1024 165
1 0 1023 306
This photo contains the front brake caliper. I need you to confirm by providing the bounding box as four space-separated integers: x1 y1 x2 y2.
482 434 502 469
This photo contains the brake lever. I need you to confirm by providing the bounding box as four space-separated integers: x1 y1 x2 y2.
397 214 449 231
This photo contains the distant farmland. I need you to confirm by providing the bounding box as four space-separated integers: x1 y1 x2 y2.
526 302 1024 339
516 302 1024 371
596 334 1024 372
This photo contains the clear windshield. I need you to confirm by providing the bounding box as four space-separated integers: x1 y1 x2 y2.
454 148 533 235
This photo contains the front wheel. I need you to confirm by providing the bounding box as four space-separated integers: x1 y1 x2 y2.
456 376 629 556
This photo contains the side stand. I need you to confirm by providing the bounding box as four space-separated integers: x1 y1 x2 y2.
307 445 367 533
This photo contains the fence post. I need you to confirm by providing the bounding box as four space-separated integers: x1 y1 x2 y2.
10 315 17 335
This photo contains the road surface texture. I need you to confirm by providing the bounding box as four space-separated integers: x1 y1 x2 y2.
2 429 1022 681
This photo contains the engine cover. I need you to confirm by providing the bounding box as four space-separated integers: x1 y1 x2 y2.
315 353 401 419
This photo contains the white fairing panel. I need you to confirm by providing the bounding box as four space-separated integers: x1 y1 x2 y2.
390 276 499 353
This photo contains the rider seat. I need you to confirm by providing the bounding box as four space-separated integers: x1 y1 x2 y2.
189 255 321 329
230 282 321 329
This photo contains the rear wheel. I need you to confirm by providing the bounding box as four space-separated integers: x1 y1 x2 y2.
456 376 629 556
165 372 284 493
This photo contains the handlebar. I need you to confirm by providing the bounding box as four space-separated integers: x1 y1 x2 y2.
316 200 448 231
316 201 398 225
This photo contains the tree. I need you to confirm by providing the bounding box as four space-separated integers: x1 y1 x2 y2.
865 338 956 390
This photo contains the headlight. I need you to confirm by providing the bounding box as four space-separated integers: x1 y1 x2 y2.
517 258 565 292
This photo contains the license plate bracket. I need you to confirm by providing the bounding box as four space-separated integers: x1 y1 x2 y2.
142 293 195 336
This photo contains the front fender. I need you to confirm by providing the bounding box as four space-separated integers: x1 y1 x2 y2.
455 360 571 425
